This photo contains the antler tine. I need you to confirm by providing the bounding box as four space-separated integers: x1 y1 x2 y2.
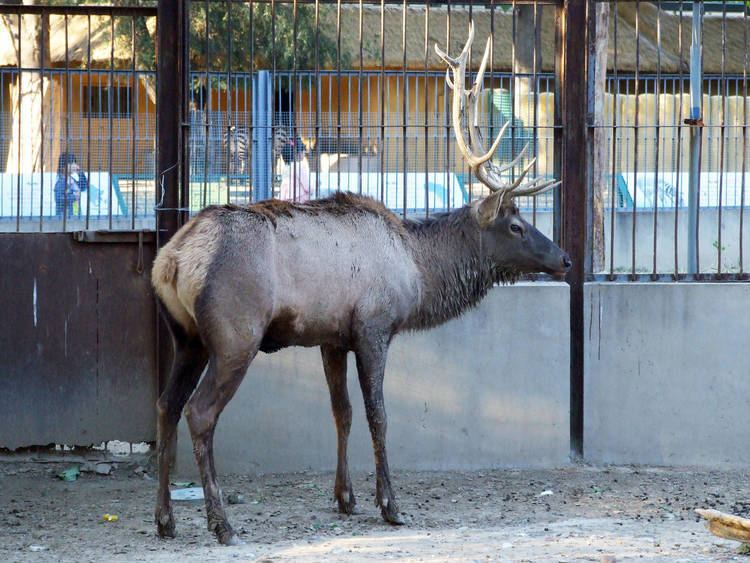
434 21 474 68
436 23 500 169
510 179 562 198
467 38 504 159
492 142 530 175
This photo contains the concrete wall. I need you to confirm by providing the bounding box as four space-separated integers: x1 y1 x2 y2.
585 282 750 467
177 283 570 476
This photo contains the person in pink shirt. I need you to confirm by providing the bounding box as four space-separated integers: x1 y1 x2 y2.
279 135 310 202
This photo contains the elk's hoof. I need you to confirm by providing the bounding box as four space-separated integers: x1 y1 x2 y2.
381 504 406 525
214 522 244 546
219 532 244 546
155 509 176 539
336 490 357 515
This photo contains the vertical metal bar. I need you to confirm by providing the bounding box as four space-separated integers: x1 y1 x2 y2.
651 2 661 277
292 0 299 201
560 0 587 460
358 0 364 195
687 1 702 274
108 15 114 229
741 2 748 276
157 0 183 246
552 2 562 246
630 0 640 277
86 14 92 229
511 0 517 189
39 9 45 231
16 13 20 231
131 16 136 229
674 1 685 278
445 0 451 211
380 0 385 203
272 0 281 197
717 0 727 276
532 1 539 226
608 7 618 279
467 0 474 204
489 0 495 199
314 0 321 199
336 0 341 195
248 0 255 202
401 0 407 218
156 0 185 426
63 14 74 231
226 0 234 204
202 0 210 209
424 1 429 217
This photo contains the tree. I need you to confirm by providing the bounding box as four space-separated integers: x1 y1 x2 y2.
115 3 343 110
588 2 609 273
2 1 51 174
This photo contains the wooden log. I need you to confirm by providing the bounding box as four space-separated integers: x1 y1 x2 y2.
696 509 750 543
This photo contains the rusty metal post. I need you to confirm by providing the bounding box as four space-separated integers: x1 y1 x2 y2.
157 0 184 245
557 0 588 460
156 0 186 399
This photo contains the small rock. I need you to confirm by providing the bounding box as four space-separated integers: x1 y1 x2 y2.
80 462 96 474
29 545 47 552
600 557 616 563
538 490 554 497
133 466 146 476
227 493 246 505
95 463 112 476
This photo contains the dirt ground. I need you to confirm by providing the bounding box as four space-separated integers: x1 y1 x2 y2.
1 456 750 562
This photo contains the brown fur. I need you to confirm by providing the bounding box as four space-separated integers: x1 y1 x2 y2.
198 192 405 234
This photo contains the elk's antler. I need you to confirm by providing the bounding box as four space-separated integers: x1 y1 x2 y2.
435 24 560 203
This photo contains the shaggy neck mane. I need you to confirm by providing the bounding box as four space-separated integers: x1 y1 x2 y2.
402 206 519 331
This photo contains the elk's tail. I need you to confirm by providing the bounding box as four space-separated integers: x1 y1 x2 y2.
151 247 197 335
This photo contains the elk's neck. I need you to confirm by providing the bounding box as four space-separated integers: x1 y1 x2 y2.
402 207 518 331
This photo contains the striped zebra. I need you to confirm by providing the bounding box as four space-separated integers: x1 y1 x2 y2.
222 127 250 176
222 127 291 176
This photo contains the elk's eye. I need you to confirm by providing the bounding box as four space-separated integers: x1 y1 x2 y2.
510 224 523 235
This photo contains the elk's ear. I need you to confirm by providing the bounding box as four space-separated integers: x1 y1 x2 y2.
475 191 504 228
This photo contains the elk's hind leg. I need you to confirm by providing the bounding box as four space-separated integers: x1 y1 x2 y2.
155 316 208 539
184 311 264 546
321 345 356 515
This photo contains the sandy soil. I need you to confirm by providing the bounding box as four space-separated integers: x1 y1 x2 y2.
1 458 749 562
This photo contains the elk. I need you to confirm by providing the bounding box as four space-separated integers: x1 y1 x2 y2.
152 24 571 546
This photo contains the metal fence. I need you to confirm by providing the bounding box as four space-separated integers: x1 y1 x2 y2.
2 1 748 282
591 1 749 280
183 70 557 215
0 6 158 232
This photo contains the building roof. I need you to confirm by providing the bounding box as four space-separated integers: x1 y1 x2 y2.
0 4 747 74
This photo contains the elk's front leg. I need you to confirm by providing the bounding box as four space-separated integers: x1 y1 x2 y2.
354 333 405 525
321 345 356 515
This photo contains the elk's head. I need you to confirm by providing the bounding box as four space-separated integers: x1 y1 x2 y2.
436 25 572 277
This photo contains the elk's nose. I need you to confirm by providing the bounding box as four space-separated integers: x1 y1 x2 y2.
562 255 572 271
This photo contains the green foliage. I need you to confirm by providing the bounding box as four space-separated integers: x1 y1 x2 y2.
107 2 342 74
190 3 343 72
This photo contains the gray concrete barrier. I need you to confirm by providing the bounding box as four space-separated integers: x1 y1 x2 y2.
585 282 750 466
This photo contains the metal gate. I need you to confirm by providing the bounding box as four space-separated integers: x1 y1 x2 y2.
0 0 588 452
1 0 592 452
0 4 159 448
